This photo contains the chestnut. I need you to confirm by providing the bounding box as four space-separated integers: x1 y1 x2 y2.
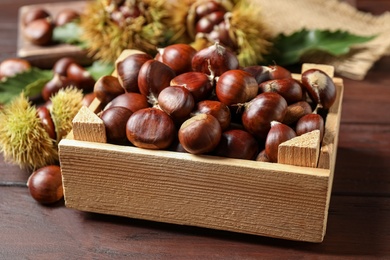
27 165 63 205
242 92 288 140
54 9 79 26
256 149 270 162
214 129 259 160
126 107 176 149
66 62 96 93
301 69 336 109
242 65 271 84
82 92 97 107
22 8 50 26
191 42 239 76
295 113 325 140
170 71 214 102
258 78 303 104
178 113 221 154
53 57 76 76
138 60 176 98
94 75 125 107
192 100 231 131
265 121 297 163
157 85 195 122
105 92 149 113
100 106 133 144
282 101 313 125
36 106 56 140
116 53 153 92
156 44 197 75
216 70 258 106
265 65 292 80
195 11 225 34
195 1 226 19
0 58 31 79
23 18 54 46
41 74 75 101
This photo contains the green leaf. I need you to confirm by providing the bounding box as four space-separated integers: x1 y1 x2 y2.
86 61 115 80
0 68 53 104
267 29 376 66
53 21 83 45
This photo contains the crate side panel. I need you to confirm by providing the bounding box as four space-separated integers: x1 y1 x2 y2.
59 140 330 242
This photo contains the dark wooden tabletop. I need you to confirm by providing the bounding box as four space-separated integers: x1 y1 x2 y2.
1 0 390 259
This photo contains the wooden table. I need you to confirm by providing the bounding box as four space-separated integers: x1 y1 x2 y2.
1 0 389 258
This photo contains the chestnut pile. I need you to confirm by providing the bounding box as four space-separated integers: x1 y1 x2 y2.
42 57 95 102
22 7 79 46
93 42 336 163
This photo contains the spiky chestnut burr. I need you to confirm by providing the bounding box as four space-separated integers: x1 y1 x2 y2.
184 0 273 67
0 87 83 170
80 0 174 63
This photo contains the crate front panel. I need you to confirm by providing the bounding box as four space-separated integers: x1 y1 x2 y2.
59 140 330 242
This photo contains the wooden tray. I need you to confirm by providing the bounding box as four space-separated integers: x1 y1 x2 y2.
59 64 343 243
17 1 92 68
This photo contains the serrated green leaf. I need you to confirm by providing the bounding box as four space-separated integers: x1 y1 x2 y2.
53 21 83 45
266 29 376 66
86 61 115 80
0 68 53 104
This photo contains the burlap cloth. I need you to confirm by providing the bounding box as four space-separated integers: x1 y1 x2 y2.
252 0 390 80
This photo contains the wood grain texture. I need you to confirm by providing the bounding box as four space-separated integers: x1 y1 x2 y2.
72 106 106 143
1 0 390 258
60 138 331 242
278 130 321 168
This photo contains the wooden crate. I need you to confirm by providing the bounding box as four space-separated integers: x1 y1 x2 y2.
17 1 92 68
59 64 343 243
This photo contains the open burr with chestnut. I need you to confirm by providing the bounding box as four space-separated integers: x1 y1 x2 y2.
91 43 337 165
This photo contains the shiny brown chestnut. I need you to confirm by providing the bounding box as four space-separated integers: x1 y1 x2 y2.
214 129 259 160
256 149 271 162
94 75 125 107
116 52 153 92
54 9 79 26
216 70 258 106
126 107 176 149
192 42 239 76
138 60 176 98
41 74 74 101
195 1 226 19
157 85 195 122
242 92 288 140
53 57 76 76
301 69 336 109
105 92 149 113
23 18 54 46
192 100 231 131
178 113 221 154
156 44 197 75
195 11 225 34
27 165 63 204
170 71 214 102
265 121 297 163
295 113 325 140
0 58 31 79
66 62 95 93
258 78 303 104
242 65 271 84
100 106 133 144
265 65 292 80
36 106 56 140
22 8 50 26
282 101 313 125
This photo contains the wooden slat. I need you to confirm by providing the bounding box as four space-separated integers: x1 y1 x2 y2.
278 130 321 168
